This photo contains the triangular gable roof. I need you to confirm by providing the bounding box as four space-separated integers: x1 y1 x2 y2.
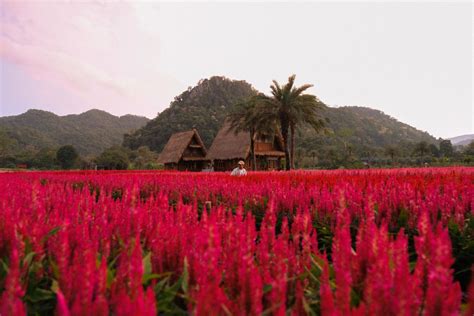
206 121 251 160
157 129 207 164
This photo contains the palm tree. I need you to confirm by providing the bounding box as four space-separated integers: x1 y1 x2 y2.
260 75 326 170
227 95 277 171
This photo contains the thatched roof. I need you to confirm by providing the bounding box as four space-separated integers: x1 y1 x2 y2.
206 122 250 160
157 129 207 164
206 122 285 160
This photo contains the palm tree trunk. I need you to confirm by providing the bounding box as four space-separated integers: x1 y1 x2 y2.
290 123 295 169
250 129 256 171
280 115 291 170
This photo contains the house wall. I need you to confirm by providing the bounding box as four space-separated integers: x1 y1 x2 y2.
164 163 177 170
178 160 206 172
164 161 207 171
254 142 273 151
183 147 205 158
213 159 243 172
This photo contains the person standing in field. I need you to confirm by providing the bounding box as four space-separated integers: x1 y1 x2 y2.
231 160 247 176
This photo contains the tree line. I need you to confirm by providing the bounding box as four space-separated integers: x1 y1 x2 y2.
227 75 472 170
0 143 161 171
1 75 472 170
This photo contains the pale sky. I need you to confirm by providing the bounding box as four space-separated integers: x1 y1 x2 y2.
0 1 472 139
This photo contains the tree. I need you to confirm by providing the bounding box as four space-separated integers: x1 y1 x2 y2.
259 75 326 170
414 141 429 158
33 148 57 169
439 139 453 157
0 128 18 158
56 145 78 169
428 144 440 158
337 128 354 158
310 150 318 167
132 146 159 169
95 146 130 170
464 141 474 156
227 95 277 171
384 145 399 162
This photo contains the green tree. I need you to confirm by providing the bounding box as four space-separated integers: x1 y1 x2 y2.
384 145 399 162
259 75 326 170
464 141 474 156
132 146 159 169
414 141 429 158
0 128 18 157
439 139 454 157
56 145 78 169
227 95 277 171
337 128 354 156
429 143 440 158
33 148 57 169
95 146 130 170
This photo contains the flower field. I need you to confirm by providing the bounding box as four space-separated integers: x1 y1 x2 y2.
1 168 473 315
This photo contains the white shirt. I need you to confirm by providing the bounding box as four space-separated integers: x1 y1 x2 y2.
231 167 247 176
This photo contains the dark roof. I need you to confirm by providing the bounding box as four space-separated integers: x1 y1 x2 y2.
206 121 251 160
157 129 207 164
206 122 285 160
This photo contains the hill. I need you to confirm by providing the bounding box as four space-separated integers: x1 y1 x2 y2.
449 134 474 146
297 106 436 162
0 109 149 155
123 76 437 163
124 76 257 151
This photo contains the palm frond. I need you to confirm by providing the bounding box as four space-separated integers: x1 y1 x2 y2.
281 75 296 105
291 84 313 98
270 80 282 99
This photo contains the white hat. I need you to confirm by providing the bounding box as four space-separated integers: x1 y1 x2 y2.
238 160 245 165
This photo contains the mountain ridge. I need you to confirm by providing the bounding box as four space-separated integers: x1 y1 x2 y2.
449 134 474 146
1 76 442 164
0 108 149 156
123 76 437 162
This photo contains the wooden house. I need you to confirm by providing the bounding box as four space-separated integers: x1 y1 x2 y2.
157 129 209 171
206 122 285 171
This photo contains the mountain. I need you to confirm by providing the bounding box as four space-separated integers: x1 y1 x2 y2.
297 106 436 159
123 76 257 151
123 76 437 160
449 134 474 146
0 109 149 155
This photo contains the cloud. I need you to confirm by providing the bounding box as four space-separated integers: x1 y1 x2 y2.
0 0 183 117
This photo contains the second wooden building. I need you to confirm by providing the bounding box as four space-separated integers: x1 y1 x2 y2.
206 122 285 171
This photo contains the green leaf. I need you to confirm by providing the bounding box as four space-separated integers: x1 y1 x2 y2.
154 275 171 293
26 288 55 303
49 259 60 280
350 288 361 307
167 275 182 294
106 267 116 289
181 257 189 294
22 251 36 268
301 295 317 316
41 226 61 243
263 284 273 294
50 279 59 293
0 258 9 273
143 252 152 276
143 273 170 284
107 252 120 269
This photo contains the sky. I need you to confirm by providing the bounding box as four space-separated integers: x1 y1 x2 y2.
0 1 472 139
